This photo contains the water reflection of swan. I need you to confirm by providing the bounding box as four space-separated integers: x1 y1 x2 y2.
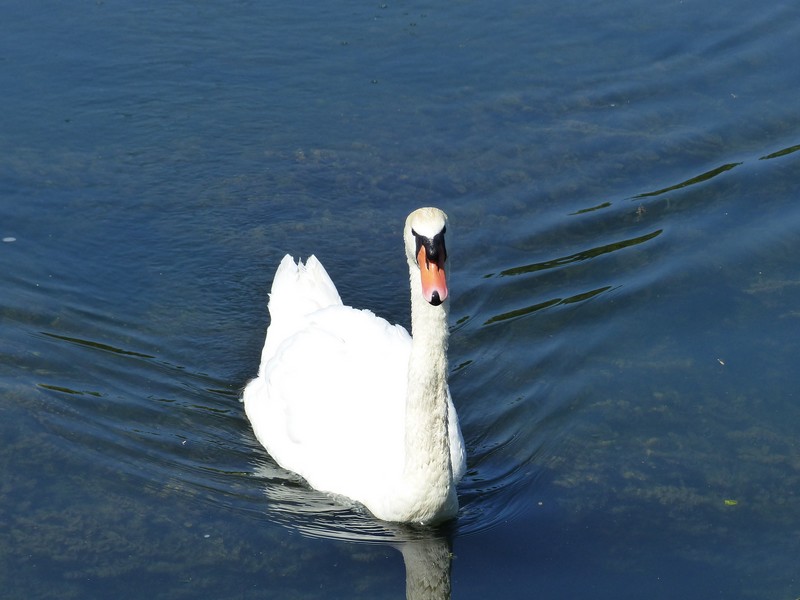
243 208 466 524
253 459 453 600
399 534 453 600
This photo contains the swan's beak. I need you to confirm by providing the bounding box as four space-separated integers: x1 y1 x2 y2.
417 245 448 306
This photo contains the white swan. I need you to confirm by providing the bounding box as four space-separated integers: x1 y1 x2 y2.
243 207 466 524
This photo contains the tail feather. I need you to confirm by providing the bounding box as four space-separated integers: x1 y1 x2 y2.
267 254 342 324
256 255 342 373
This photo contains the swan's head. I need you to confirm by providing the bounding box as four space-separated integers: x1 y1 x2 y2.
404 207 449 306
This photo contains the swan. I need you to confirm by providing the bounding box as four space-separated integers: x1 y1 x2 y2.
243 207 466 524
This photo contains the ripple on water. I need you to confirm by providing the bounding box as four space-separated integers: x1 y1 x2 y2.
12 140 800 548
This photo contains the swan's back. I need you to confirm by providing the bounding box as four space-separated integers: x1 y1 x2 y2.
245 255 413 503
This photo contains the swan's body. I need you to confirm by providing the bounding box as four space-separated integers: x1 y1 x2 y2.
243 208 466 524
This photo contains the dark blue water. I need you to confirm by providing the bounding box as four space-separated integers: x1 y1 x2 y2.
2 1 799 598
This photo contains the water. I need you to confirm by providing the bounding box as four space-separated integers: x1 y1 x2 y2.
2 0 799 597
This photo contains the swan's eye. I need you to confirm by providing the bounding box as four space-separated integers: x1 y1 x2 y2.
412 227 447 266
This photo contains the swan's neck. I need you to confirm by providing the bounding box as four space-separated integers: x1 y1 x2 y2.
402 267 456 522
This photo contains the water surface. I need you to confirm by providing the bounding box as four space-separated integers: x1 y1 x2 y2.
2 0 799 598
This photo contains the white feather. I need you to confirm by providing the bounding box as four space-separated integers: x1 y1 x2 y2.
243 208 466 524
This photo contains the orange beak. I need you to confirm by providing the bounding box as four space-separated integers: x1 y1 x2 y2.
417 245 448 305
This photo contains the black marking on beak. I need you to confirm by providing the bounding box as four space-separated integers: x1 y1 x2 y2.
412 226 447 266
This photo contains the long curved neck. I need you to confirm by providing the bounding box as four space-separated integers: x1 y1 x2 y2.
402 265 455 521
